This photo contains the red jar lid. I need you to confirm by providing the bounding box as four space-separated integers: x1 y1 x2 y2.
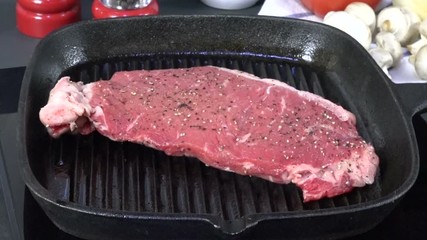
16 0 81 38
92 0 159 19
17 0 80 13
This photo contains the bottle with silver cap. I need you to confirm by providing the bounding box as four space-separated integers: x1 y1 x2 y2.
92 0 159 19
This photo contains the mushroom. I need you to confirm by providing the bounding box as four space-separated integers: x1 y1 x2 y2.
323 11 372 50
345 2 376 34
368 47 393 78
420 18 427 37
407 19 427 55
411 45 427 80
377 6 421 45
375 31 403 67
408 36 427 55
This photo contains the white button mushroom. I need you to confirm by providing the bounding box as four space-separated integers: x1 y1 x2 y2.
420 18 427 37
377 6 421 45
375 31 403 67
412 45 427 80
323 11 372 50
368 47 394 78
407 19 427 55
345 2 376 34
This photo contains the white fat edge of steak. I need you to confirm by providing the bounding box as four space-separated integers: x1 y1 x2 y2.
39 66 379 202
39 77 95 137
270 144 377 201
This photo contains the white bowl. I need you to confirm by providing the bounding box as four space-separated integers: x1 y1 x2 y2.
201 0 259 10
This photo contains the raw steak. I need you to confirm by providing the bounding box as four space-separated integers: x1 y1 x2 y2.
39 66 379 202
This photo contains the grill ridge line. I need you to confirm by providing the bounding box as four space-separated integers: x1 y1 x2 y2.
57 56 379 220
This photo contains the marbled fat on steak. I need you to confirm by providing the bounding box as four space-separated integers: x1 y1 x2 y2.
39 66 379 202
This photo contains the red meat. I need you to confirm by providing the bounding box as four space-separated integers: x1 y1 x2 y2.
39 66 379 202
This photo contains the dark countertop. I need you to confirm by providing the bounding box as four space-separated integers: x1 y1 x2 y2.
0 0 263 69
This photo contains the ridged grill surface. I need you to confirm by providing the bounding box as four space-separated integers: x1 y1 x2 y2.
45 56 381 222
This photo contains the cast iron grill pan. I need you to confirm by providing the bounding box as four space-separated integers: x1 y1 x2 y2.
44 55 379 231
20 16 419 240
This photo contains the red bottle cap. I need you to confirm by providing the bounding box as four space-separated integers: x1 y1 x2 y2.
92 0 159 19
16 0 81 38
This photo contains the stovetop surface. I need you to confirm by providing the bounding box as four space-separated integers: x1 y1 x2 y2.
1 66 426 240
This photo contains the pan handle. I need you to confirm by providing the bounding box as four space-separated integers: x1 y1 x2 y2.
393 83 427 118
